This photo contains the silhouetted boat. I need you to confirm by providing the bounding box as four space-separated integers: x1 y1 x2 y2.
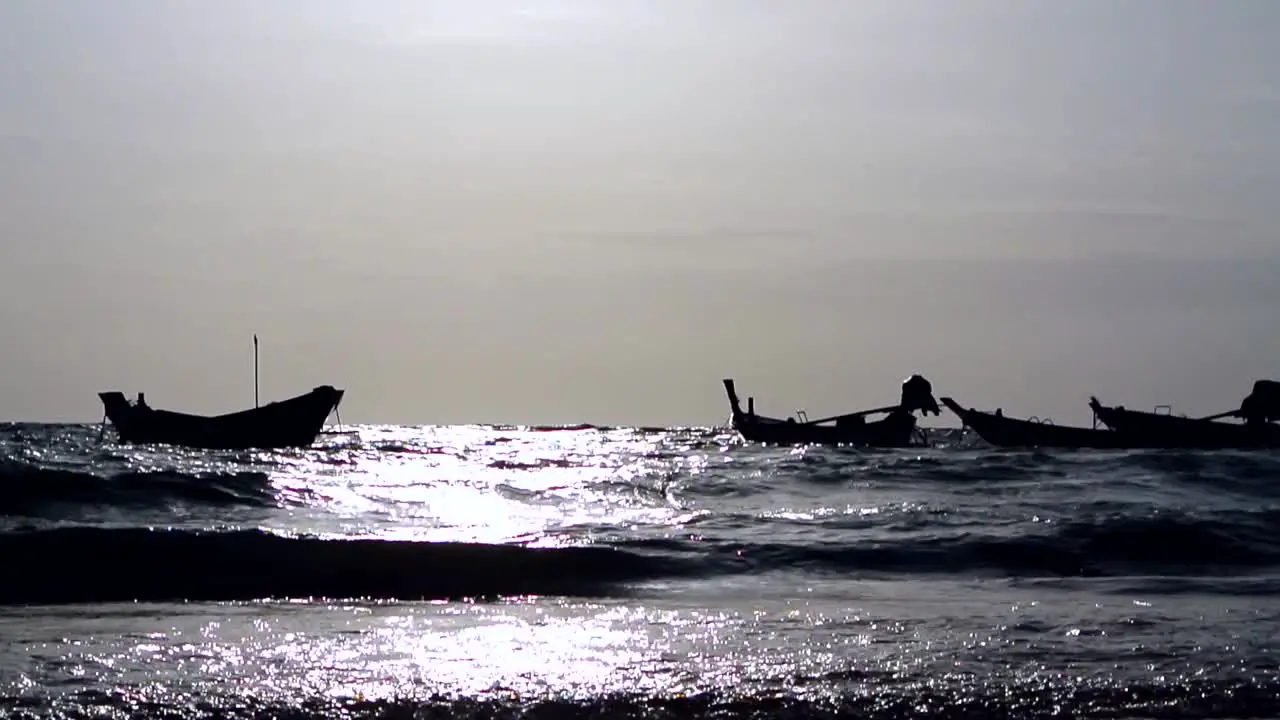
1088 394 1280 450
722 375 941 447
98 385 345 450
97 334 344 450
941 397 1131 449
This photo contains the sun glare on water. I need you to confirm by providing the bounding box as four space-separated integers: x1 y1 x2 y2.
264 425 704 546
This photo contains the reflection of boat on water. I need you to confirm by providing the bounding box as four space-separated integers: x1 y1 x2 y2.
97 334 344 450
1088 380 1280 450
722 375 941 448
941 397 1131 449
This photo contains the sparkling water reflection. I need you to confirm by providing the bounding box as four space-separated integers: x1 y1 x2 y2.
0 423 1277 718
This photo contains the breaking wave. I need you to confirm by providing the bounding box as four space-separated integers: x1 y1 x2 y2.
0 459 281 515
0 527 679 604
4 504 1278 604
651 507 1280 577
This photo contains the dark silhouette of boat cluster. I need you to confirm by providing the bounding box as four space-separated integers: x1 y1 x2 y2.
95 332 1276 452
723 375 1280 450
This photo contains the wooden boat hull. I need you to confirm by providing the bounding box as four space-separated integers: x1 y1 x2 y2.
99 385 345 450
941 397 1130 449
722 378 931 448
1088 397 1280 450
732 410 920 447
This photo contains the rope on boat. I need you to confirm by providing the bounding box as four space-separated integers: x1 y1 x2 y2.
318 406 352 438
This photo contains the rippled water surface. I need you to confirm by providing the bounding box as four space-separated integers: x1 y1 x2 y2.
1 422 1277 718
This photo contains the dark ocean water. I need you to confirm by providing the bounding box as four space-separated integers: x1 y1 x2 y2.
0 422 1277 719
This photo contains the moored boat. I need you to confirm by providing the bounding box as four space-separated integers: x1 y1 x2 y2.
97 334 344 450
722 375 941 447
1088 380 1280 450
1087 397 1280 450
98 385 345 450
940 397 1131 449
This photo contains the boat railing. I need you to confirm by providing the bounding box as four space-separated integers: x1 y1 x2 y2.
795 410 809 423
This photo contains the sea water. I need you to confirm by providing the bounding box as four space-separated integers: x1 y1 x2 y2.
0 423 1276 718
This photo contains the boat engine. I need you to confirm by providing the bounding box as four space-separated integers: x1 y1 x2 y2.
1239 379 1280 424
901 374 941 416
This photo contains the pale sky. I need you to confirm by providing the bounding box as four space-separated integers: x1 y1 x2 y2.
2 0 1279 426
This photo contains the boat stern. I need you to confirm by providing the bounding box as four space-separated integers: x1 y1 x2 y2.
901 374 941 416
98 391 136 421
97 391 146 440
1240 379 1280 423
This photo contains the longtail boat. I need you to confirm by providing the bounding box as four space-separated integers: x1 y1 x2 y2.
1090 392 1280 448
97 335 344 450
940 397 1131 449
722 374 941 447
98 385 344 450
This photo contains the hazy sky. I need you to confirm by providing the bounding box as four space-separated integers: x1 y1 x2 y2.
3 0 1279 426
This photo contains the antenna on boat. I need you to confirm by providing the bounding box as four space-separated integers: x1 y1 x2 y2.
253 333 259 409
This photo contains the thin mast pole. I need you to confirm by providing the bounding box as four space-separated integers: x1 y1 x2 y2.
253 334 259 408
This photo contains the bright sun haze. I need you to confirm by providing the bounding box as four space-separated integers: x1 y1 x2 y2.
2 0 1278 426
